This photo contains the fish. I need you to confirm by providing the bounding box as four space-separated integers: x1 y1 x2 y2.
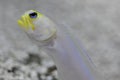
17 10 98 80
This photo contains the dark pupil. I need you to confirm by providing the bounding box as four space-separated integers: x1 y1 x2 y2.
29 12 37 18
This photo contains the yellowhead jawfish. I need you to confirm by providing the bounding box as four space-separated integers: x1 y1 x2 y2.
17 10 98 80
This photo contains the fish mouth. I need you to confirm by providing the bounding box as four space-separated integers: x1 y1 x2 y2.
17 15 35 30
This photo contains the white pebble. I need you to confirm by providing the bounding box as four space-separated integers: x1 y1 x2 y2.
41 75 46 80
52 70 58 79
42 60 55 68
46 76 53 80
38 66 47 74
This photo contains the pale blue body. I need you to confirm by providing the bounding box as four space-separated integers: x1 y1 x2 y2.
43 25 97 80
26 16 97 80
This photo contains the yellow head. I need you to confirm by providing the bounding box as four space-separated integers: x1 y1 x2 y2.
17 10 57 44
17 10 43 30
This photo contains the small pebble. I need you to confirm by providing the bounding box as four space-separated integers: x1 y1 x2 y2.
46 76 53 80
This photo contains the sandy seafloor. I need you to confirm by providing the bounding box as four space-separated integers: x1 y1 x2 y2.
0 0 120 80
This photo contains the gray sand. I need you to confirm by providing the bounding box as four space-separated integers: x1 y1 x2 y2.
0 0 120 80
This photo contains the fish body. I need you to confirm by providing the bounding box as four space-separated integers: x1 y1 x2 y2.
17 10 98 80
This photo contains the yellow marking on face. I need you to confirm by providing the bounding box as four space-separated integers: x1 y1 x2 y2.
17 10 43 31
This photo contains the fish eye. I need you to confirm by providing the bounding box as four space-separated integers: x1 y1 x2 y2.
29 12 37 18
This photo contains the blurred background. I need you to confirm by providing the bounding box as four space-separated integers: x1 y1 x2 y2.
0 0 120 80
